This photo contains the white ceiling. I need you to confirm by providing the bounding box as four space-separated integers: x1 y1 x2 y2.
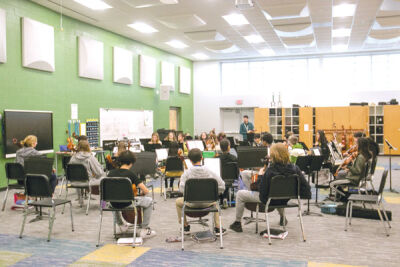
31 0 400 61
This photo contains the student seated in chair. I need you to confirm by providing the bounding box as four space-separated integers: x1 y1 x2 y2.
230 143 311 232
164 141 184 191
288 135 306 164
107 151 156 238
148 132 162 145
219 139 238 208
330 137 371 200
16 135 58 193
176 148 226 236
164 131 176 142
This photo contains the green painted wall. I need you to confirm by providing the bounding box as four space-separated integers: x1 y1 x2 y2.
0 0 193 187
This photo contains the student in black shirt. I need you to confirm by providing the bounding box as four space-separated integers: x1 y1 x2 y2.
107 151 156 239
219 139 238 207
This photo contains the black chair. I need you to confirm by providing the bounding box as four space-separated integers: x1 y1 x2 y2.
131 152 157 208
359 158 377 194
2 163 26 211
181 178 223 251
63 164 92 215
97 177 138 247
19 174 74 241
264 174 306 245
220 161 239 207
58 155 71 197
345 170 391 236
162 156 184 200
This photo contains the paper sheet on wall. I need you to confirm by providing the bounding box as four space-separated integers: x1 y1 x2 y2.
304 124 309 132
71 104 78 120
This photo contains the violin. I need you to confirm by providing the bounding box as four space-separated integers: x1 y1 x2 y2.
335 151 358 176
106 154 119 169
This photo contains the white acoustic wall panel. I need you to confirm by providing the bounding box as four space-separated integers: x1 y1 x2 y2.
161 61 175 90
79 36 104 80
0 9 6 63
139 55 156 88
179 66 191 94
22 17 54 72
113 47 133 85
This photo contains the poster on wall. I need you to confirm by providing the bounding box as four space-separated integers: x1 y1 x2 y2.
0 9 6 63
22 17 55 72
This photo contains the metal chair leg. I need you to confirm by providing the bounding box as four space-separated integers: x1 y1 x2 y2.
282 209 286 231
298 200 306 242
19 201 28 238
255 204 259 234
86 187 91 215
265 207 272 245
345 200 350 231
132 206 138 248
349 201 353 225
181 204 185 251
376 204 390 236
47 206 56 242
218 206 223 249
97 210 103 247
228 188 232 207
69 202 74 232
2 186 9 211
380 202 391 228
58 177 65 197
62 186 68 214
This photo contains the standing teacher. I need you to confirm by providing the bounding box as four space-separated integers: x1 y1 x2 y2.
239 115 254 141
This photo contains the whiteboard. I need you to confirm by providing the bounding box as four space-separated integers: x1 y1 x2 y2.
99 108 153 144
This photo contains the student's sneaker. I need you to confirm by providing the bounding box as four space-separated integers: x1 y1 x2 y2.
279 217 288 226
229 221 243 232
182 225 191 235
118 223 130 233
140 228 156 239
214 227 227 236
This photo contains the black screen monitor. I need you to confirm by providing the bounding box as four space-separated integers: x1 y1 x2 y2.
102 140 117 151
3 110 54 158
237 146 268 168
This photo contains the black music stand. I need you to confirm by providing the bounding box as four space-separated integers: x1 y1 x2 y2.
385 139 398 193
144 143 162 152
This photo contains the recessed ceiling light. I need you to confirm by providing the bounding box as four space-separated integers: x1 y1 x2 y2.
128 22 158 33
258 48 275 56
332 4 356 18
222 13 249 26
166 40 188 49
192 53 209 60
244 34 265 44
74 0 112 10
332 28 351 37
332 44 348 52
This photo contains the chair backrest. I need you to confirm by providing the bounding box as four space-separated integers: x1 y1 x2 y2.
370 157 378 175
220 161 238 181
100 177 134 202
5 162 26 181
268 174 299 200
165 156 184 172
295 156 311 174
24 157 54 180
361 160 371 180
184 178 219 203
309 156 324 172
66 163 89 182
131 152 157 176
25 174 52 198
62 155 72 171
378 170 388 195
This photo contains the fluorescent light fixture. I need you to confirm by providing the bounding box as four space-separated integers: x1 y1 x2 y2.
258 48 275 56
222 13 249 26
192 53 209 60
332 44 348 52
332 4 356 17
128 22 158 33
244 34 264 44
332 28 351 38
74 0 112 10
166 40 188 49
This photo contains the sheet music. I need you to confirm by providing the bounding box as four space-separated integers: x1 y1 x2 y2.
203 158 221 176
184 159 193 169
156 148 168 161
186 140 204 151
313 148 320 156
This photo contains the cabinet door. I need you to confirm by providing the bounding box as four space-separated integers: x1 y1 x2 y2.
349 106 369 132
299 107 313 149
384 105 400 155
254 108 269 133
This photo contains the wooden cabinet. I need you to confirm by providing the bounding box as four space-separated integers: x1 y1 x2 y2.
384 105 400 155
299 107 313 149
254 108 269 133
